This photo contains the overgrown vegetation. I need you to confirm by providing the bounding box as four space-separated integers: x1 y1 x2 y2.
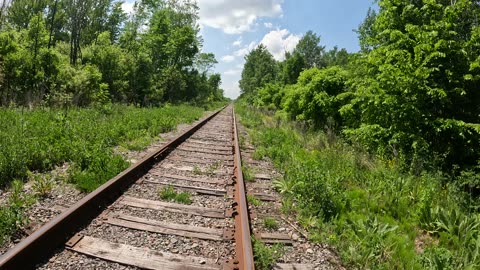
0 0 229 107
247 194 262 207
0 104 204 191
236 103 480 268
252 236 284 270
242 164 254 182
0 180 34 245
159 185 192 205
192 162 221 176
263 217 279 230
238 1 480 267
0 104 209 244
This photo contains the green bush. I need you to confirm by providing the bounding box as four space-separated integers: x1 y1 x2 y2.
236 102 480 269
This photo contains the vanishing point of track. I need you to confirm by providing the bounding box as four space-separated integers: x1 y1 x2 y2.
0 105 256 270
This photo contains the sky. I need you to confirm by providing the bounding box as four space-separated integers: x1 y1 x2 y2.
123 0 378 99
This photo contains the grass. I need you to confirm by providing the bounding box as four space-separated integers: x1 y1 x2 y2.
192 165 202 175
263 217 279 230
192 162 222 176
242 164 254 182
0 104 205 192
0 180 35 244
28 171 54 197
236 101 480 269
159 186 192 205
247 194 262 207
252 236 284 270
0 103 218 246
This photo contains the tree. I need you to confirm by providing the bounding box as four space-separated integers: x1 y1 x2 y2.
195 52 217 74
0 0 226 106
106 1 127 43
281 52 305 85
323 46 350 67
7 0 47 29
294 31 325 69
342 0 480 170
283 66 348 127
356 7 377 53
239 44 278 97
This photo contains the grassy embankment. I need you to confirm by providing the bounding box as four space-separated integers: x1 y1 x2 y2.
0 103 221 244
236 102 480 269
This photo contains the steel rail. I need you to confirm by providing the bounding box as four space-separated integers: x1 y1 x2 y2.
0 106 226 270
231 107 255 270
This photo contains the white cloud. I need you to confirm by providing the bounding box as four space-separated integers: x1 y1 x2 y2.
234 41 257 58
260 29 300 61
221 55 235 63
223 69 242 76
122 1 135 14
264 22 273 28
232 37 243 47
198 0 283 34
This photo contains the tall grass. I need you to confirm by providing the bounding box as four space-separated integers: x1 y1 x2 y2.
236 102 480 269
0 104 204 192
0 104 212 245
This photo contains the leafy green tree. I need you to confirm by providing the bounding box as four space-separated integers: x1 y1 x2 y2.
82 31 132 102
283 67 348 127
195 52 217 74
323 46 350 67
294 31 325 69
7 0 47 29
239 44 278 97
106 1 128 43
281 52 305 85
356 7 377 53
342 0 480 170
0 0 226 106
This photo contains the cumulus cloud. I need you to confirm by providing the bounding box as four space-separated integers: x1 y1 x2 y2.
260 29 300 61
198 0 283 34
234 41 257 58
221 55 235 63
232 37 242 47
264 22 273 28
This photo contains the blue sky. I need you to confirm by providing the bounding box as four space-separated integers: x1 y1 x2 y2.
123 0 378 99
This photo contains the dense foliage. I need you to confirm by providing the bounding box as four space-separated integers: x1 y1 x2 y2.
238 0 480 268
237 102 480 269
0 0 227 107
240 0 480 175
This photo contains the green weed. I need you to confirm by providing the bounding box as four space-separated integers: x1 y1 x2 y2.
247 194 262 207
0 180 35 244
242 164 254 182
263 217 279 230
252 236 284 270
175 192 193 205
28 171 54 197
192 165 202 175
159 186 192 205
0 104 204 192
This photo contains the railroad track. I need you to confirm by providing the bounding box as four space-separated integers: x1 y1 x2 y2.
0 105 324 270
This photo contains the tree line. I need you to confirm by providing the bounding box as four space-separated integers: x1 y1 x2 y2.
240 0 480 183
0 0 227 107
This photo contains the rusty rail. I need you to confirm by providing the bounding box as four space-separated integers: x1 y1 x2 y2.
231 107 255 270
0 106 226 270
